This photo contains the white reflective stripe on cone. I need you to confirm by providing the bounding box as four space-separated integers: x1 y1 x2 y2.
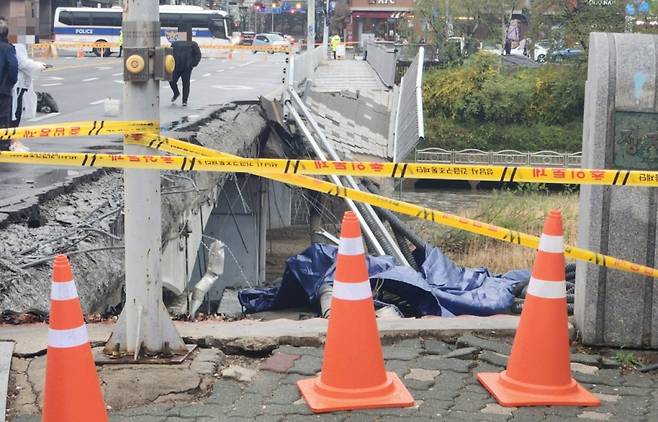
538 234 564 253
333 280 372 301
48 325 89 348
338 236 365 256
526 277 566 299
50 280 78 301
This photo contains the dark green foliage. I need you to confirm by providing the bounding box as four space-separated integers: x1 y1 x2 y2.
422 53 586 152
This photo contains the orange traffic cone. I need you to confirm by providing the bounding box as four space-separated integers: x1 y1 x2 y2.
477 210 600 407
43 255 108 422
297 211 414 413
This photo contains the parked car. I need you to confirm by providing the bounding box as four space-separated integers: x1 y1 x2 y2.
239 31 255 46
551 46 583 61
533 41 550 62
252 33 290 53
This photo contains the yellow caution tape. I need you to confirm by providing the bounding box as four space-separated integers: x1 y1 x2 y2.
0 121 158 141
126 134 658 280
1 147 655 187
198 44 291 53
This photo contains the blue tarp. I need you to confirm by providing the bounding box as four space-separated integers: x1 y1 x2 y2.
238 244 530 317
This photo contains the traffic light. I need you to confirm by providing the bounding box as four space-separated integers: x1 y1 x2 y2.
254 2 263 11
295 2 301 9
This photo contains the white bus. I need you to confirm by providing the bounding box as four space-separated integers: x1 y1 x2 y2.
53 5 232 56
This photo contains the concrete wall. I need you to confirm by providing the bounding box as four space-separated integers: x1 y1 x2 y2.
575 32 658 348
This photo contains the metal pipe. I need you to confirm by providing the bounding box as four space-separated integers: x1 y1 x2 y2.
288 89 408 265
286 104 386 256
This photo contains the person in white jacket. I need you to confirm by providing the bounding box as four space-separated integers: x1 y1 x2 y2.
10 43 46 152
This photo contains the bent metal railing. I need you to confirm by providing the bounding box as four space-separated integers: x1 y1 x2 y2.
415 147 583 168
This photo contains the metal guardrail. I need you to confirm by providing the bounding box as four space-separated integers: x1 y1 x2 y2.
415 147 583 168
393 47 425 162
365 42 396 88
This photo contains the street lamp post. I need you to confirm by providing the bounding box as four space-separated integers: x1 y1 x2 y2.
272 2 277 32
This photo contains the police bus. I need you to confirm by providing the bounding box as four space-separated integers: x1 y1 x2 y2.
53 5 232 56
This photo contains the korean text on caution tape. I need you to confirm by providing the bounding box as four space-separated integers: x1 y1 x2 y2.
1 149 657 187
0 120 158 141
125 135 658 280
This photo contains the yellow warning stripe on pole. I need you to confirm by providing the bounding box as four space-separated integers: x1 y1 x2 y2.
126 134 658 280
0 121 158 141
1 148 657 188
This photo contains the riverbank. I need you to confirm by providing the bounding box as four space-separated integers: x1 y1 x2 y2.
406 188 579 273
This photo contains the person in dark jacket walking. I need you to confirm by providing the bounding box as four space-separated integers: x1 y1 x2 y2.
169 28 201 106
0 18 18 151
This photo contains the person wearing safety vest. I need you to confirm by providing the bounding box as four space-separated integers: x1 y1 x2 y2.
330 34 341 59
118 30 123 58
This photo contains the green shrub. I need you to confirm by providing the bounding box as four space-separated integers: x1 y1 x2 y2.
422 52 587 149
422 118 583 152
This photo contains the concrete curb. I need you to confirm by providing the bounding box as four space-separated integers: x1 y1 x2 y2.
1 316 525 356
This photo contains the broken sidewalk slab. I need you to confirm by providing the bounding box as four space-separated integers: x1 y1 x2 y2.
1 316 525 356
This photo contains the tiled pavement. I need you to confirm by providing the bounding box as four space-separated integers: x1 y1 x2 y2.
14 335 657 421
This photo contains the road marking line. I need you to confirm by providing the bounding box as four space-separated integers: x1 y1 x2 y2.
48 76 64 81
89 99 106 105
114 80 124 84
202 73 211 77
212 84 253 90
190 79 196 83
112 72 123 76
238 61 255 67
28 113 61 122
41 82 62 87
215 69 225 73
82 77 99 82
96 66 112 70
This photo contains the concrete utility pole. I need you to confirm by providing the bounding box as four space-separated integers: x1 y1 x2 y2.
105 0 186 359
307 0 315 50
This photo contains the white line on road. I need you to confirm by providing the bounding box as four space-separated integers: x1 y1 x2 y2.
112 72 123 76
82 77 99 82
47 76 64 81
190 79 196 83
96 66 112 70
215 69 225 73
28 113 61 122
89 99 106 105
238 61 256 67
40 83 62 87
114 80 124 84
212 84 253 90
202 73 212 77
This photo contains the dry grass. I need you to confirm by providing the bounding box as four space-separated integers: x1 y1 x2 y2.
411 188 580 273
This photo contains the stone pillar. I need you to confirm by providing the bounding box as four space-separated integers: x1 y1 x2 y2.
575 32 658 348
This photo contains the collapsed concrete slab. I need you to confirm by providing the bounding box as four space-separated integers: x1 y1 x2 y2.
0 104 268 315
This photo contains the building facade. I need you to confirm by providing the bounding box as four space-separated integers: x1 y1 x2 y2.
347 0 415 43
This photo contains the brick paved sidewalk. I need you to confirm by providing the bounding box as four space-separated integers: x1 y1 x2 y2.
13 334 656 422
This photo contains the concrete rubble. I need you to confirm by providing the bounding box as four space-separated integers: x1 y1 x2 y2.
0 104 267 315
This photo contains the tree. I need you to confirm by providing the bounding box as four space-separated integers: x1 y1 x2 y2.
414 0 519 44
529 0 626 50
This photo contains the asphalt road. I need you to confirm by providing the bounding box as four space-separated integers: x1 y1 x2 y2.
0 52 286 208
